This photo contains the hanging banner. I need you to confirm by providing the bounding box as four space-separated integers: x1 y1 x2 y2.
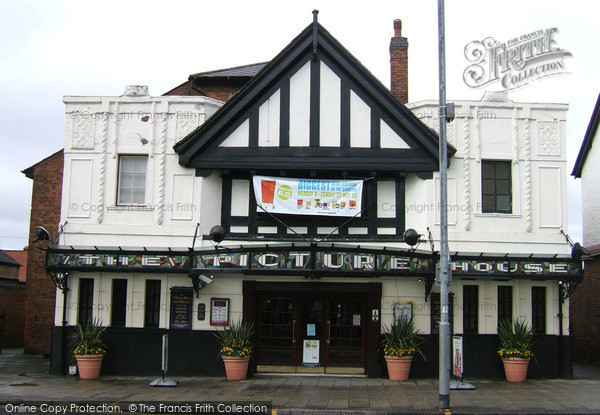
252 175 363 217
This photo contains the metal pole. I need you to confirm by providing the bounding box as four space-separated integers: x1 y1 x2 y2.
558 283 564 378
437 0 451 411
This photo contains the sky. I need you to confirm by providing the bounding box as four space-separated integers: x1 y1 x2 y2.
0 0 597 250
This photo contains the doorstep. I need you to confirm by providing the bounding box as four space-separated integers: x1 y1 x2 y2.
256 365 366 377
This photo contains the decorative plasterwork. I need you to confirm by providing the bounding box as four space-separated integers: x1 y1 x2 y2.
512 108 519 164
149 102 156 158
176 112 199 141
72 113 95 149
432 117 455 145
96 110 109 223
524 118 532 232
157 103 169 225
475 107 481 163
111 102 120 159
462 112 471 231
538 120 560 155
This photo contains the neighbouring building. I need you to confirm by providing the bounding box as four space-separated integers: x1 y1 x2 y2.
0 250 26 348
4 250 28 282
22 149 64 355
570 92 600 364
164 63 267 101
45 18 580 378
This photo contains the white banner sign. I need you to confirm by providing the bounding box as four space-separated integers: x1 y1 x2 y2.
252 175 363 217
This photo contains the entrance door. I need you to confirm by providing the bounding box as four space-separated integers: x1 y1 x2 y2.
327 299 365 367
256 295 365 372
299 299 324 369
245 281 381 375
257 297 296 365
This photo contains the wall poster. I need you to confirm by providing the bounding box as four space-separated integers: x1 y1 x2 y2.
393 301 413 325
210 298 230 326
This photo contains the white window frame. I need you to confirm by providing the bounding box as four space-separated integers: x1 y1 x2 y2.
117 155 148 205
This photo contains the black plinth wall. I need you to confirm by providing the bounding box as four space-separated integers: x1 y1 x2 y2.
51 326 571 379
51 326 228 377
380 334 572 379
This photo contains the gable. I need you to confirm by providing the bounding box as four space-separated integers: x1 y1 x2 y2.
174 21 452 174
572 92 600 178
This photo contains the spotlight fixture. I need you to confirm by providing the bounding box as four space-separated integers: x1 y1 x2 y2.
33 226 50 243
210 225 226 243
403 228 420 247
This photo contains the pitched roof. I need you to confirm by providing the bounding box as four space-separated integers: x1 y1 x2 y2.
22 149 64 179
190 63 268 79
0 250 20 267
174 20 451 174
572 93 600 178
3 250 27 281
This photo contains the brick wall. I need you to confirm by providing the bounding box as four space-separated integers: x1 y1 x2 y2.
390 19 409 104
570 256 600 363
0 280 26 347
24 150 64 355
164 80 248 102
0 263 19 279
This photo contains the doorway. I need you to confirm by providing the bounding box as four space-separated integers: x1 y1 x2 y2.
248 282 377 374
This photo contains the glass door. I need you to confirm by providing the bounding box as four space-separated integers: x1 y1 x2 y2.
258 297 296 365
327 299 365 367
299 299 324 368
256 295 366 371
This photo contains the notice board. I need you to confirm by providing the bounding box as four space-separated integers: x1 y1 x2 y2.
169 287 193 330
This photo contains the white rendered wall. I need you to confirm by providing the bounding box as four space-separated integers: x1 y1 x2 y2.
61 91 223 250
407 96 570 256
289 62 311 147
581 128 600 247
319 62 341 147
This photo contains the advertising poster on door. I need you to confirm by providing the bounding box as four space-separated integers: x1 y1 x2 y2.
453 336 463 378
302 340 320 367
252 175 363 217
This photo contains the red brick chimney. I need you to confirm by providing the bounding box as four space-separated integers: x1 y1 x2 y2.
390 19 409 104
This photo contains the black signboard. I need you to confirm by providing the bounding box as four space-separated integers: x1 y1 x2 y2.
170 287 193 330
430 292 454 334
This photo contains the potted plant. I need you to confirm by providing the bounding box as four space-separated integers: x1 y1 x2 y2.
497 318 534 382
214 319 254 381
381 315 426 381
71 318 108 380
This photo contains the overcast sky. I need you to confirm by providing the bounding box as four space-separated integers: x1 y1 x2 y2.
1 0 597 250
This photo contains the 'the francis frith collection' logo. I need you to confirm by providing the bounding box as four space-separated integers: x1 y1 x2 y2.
463 28 572 90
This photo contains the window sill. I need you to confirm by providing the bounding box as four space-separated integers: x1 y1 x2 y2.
474 212 522 219
107 205 153 212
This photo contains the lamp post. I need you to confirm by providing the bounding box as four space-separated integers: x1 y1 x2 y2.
437 0 451 411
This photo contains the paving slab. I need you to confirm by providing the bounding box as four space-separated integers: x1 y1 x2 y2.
2 349 600 414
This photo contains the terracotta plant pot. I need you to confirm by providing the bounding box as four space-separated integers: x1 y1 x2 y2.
502 357 530 382
385 356 413 381
75 354 104 380
222 356 250 381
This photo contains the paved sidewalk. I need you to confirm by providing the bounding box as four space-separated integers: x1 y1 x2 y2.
2 349 600 414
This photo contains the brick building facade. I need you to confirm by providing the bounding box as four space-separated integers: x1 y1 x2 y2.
571 93 600 364
570 250 600 363
22 150 64 355
0 250 25 348
163 62 266 101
